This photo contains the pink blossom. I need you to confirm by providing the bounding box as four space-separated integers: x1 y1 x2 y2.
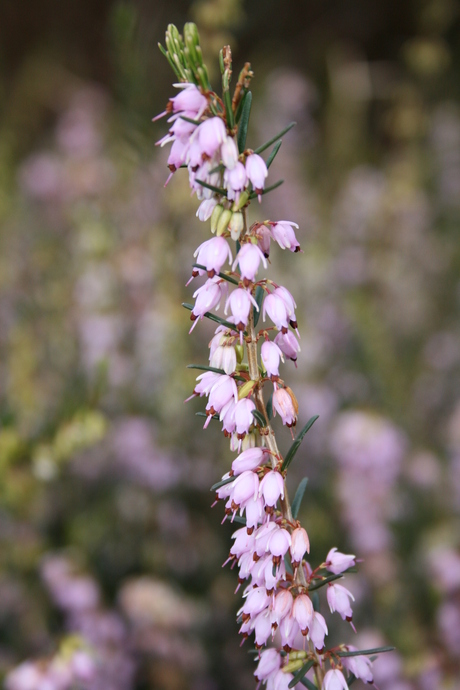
261 340 284 378
190 160 221 199
274 331 301 363
251 610 273 647
198 117 227 157
230 527 255 558
270 221 301 252
240 586 271 619
274 286 298 330
244 495 265 529
232 447 268 475
238 551 256 581
263 292 290 331
309 611 328 651
221 136 239 169
278 613 300 650
254 521 278 557
290 527 310 566
322 669 348 690
224 161 248 201
220 398 237 434
188 371 222 399
210 343 237 375
273 388 297 427
230 470 259 506
325 548 356 575
327 582 355 621
194 237 232 278
341 648 374 684
154 83 207 120
233 398 256 437
267 527 291 559
255 223 272 258
196 198 218 221
206 374 238 415
233 243 267 283
168 111 199 140
254 648 281 681
259 470 285 507
245 153 268 195
225 288 259 332
190 277 227 329
292 593 313 634
272 669 295 690
271 588 293 626
167 138 188 172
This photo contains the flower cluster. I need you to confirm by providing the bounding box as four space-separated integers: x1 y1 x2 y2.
157 23 391 689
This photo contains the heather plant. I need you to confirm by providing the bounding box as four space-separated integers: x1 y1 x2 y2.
155 22 394 689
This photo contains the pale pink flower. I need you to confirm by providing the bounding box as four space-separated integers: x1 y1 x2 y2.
341 648 374 684
240 586 271 619
232 447 268 475
254 521 278 557
255 224 272 258
168 111 198 140
233 398 256 437
263 292 290 331
196 198 218 221
261 340 284 378
267 527 291 559
254 648 281 681
274 331 301 363
206 374 238 414
272 669 295 690
252 610 273 647
290 527 310 566
198 117 227 156
278 613 300 650
167 138 188 172
233 243 267 283
309 611 328 651
154 83 207 120
327 582 355 621
194 237 232 277
238 551 256 581
224 161 248 201
230 527 255 558
190 277 227 329
230 470 259 506
292 593 313 634
259 470 285 507
273 388 297 427
244 495 265 529
274 286 298 330
188 370 221 399
322 669 348 690
221 136 239 169
225 288 259 331
220 398 237 434
210 343 237 375
325 548 356 575
245 153 268 195
271 588 293 626
270 221 301 252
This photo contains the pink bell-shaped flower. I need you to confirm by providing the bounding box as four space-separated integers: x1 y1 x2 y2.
325 547 356 575
327 582 355 621
233 243 267 284
198 117 227 157
194 236 233 277
270 589 293 626
259 470 285 507
254 648 281 681
221 136 239 169
245 153 268 197
261 340 284 379
224 161 248 201
272 387 297 427
263 292 290 332
342 648 374 684
274 331 301 364
322 669 348 690
225 288 259 332
251 610 272 648
270 221 301 252
308 611 328 652
292 593 313 635
232 447 268 475
290 527 310 566
267 527 291 559
278 613 300 651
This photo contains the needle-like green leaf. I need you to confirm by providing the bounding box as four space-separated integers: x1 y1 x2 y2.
281 416 319 471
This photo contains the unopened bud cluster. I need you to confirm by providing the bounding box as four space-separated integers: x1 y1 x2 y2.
156 23 388 689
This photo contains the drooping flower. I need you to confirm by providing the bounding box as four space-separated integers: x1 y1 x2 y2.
341 648 374 684
272 387 297 427
327 582 355 621
233 242 267 284
322 669 348 690
270 221 301 252
261 340 284 379
325 548 356 575
245 153 268 198
274 331 301 364
254 648 281 681
194 236 232 277
292 593 314 634
290 527 310 566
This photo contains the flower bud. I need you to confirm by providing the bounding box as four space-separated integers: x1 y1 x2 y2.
216 208 233 236
229 211 244 241
290 527 310 566
210 204 224 233
232 190 250 211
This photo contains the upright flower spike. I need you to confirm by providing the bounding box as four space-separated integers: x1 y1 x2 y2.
157 25 386 688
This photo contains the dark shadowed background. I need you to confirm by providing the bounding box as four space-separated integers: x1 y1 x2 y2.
1 1 460 688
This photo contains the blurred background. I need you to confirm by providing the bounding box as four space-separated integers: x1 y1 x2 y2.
1 0 460 688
